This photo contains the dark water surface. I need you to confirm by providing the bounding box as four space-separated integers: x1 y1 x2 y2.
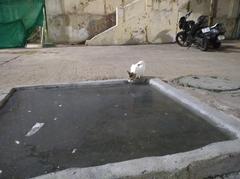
0 84 231 178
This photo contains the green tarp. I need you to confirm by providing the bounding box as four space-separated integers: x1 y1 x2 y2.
0 0 44 48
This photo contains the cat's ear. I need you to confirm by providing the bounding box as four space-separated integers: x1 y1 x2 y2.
127 71 131 75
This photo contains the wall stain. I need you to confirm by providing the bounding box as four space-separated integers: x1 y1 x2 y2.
153 29 173 42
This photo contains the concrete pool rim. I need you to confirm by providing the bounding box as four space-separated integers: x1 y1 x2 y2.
0 78 240 179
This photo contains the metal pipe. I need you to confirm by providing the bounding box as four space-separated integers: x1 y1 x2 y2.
43 0 49 41
209 0 214 26
209 0 217 26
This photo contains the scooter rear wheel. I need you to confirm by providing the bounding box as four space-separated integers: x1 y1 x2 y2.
199 37 208 51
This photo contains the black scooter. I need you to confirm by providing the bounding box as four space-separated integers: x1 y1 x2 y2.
176 11 226 51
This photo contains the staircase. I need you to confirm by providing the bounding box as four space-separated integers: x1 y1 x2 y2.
86 0 148 45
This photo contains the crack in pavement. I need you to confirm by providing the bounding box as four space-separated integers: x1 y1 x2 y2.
0 55 20 66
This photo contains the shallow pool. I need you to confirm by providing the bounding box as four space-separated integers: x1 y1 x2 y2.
0 83 231 178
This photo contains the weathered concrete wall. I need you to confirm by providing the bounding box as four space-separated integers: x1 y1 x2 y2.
46 0 240 44
147 0 184 44
214 0 240 39
45 0 122 44
86 0 240 45
86 0 189 45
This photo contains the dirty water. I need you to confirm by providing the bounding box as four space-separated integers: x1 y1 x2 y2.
0 84 231 178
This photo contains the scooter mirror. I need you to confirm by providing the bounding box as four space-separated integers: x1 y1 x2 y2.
186 11 192 17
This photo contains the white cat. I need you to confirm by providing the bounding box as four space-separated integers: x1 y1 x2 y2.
127 61 145 80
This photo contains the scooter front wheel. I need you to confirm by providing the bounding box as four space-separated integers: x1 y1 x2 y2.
176 32 189 47
213 41 221 49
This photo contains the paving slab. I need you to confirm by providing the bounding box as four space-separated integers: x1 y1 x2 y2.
174 75 240 92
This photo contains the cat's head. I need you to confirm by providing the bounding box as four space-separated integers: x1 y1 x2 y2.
127 71 136 80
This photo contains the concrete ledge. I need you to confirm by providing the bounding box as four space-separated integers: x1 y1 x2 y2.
32 140 240 179
0 88 15 109
149 78 240 138
14 79 128 90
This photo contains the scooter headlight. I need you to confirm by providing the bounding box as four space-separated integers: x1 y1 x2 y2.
218 35 225 41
